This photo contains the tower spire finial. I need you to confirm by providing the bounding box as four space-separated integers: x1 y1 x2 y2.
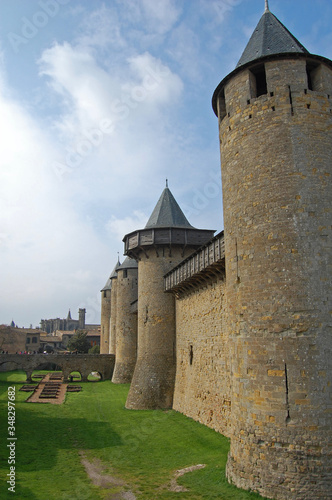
265 0 269 11
166 178 168 188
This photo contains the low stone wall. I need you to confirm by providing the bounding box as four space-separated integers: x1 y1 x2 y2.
0 354 115 382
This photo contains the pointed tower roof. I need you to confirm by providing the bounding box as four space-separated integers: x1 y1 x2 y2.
117 256 138 271
123 183 215 259
67 309 72 320
110 257 121 278
101 257 122 291
236 5 308 69
212 2 332 115
145 185 194 229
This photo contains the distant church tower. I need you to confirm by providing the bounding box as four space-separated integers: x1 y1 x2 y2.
112 257 138 384
212 2 331 499
124 184 214 409
78 308 85 330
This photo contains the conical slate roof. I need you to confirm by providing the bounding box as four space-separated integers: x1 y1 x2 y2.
101 275 113 292
110 258 121 278
212 3 316 116
236 6 308 69
101 258 121 291
117 256 138 271
145 187 194 229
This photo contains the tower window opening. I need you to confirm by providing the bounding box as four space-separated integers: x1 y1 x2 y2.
123 270 128 278
250 64 267 98
306 64 313 91
218 89 226 121
306 61 321 92
189 345 193 365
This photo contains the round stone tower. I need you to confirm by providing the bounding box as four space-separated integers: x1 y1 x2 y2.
112 257 138 384
109 258 121 355
124 184 215 409
212 3 331 499
100 259 121 354
100 275 112 354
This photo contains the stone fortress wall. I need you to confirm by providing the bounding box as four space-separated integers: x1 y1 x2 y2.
172 278 230 437
100 6 331 500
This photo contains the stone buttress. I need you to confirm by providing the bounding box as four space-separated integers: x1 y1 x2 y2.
212 4 332 499
124 185 214 409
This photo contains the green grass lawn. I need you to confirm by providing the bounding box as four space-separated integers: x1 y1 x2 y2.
0 370 267 500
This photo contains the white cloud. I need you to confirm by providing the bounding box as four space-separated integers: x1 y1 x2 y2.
0 0 226 326
77 4 126 50
141 0 181 35
37 38 185 214
106 210 148 242
0 67 112 326
126 52 183 105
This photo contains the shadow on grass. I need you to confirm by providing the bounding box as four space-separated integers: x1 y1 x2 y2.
12 411 122 473
0 479 39 500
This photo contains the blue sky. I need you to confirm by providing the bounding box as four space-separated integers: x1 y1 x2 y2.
0 0 331 327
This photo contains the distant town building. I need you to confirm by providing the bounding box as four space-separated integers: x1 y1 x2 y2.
0 325 41 353
40 308 86 333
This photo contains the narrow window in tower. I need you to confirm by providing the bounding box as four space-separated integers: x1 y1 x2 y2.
218 89 226 121
250 64 267 98
306 61 321 92
306 63 313 91
123 269 128 278
189 345 193 365
103 291 107 298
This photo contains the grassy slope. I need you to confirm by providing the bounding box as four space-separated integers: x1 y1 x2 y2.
0 371 267 500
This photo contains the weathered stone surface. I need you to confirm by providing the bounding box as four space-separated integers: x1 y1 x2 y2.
109 278 118 355
216 55 332 499
100 289 112 354
112 266 138 384
125 247 191 409
173 278 231 437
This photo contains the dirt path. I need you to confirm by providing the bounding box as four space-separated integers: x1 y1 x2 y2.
80 452 206 499
168 464 206 492
79 452 137 500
